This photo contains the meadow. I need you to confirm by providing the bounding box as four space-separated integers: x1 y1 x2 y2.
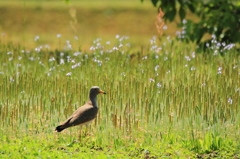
0 1 240 159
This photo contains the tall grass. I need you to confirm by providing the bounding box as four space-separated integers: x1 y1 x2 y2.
0 36 239 157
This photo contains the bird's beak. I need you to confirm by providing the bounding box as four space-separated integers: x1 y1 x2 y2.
99 90 106 94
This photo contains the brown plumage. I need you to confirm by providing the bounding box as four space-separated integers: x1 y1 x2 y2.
55 86 106 132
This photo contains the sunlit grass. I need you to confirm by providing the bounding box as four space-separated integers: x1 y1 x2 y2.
0 34 239 158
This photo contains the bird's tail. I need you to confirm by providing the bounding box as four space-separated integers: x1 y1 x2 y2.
55 125 65 132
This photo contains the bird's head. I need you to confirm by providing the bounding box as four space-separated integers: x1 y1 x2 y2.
90 86 106 96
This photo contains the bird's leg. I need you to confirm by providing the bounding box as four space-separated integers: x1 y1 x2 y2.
78 126 82 141
84 125 89 137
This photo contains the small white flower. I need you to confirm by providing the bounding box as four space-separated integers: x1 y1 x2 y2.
113 46 118 50
149 78 155 82
119 43 123 48
227 98 233 104
163 25 168 30
66 72 72 76
34 35 40 41
73 52 82 56
154 65 160 71
49 57 55 62
157 82 162 88
56 34 61 38
120 72 126 76
185 56 191 61
142 56 148 60
182 19 187 24
74 36 78 40
190 66 196 71
60 59 64 64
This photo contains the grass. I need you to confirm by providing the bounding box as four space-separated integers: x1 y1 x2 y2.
0 1 240 158
0 34 239 158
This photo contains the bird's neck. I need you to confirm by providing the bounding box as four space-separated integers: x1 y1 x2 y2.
89 95 98 108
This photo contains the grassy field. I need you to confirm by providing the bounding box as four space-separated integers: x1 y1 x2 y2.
0 1 240 159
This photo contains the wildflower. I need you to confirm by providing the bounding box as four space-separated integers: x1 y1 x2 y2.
217 67 222 74
49 57 55 62
73 52 82 56
149 78 155 82
126 43 131 47
113 46 118 51
66 72 72 76
56 34 61 38
142 56 148 60
72 62 81 69
49 67 55 71
185 56 191 61
34 35 40 41
60 59 65 64
154 65 160 71
157 82 162 88
190 66 196 71
90 46 95 50
120 72 126 76
223 43 235 50
29 57 35 61
163 25 168 30
228 98 233 104
182 19 187 24
10 78 14 82
74 36 78 40
191 52 196 58
119 43 123 48
35 47 41 52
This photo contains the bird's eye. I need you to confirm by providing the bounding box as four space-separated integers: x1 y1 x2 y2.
94 88 97 90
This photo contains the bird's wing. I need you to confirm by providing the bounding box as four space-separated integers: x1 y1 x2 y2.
60 101 98 128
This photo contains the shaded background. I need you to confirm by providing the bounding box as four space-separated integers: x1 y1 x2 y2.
0 0 196 51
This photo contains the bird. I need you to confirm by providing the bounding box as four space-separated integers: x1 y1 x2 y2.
55 86 106 132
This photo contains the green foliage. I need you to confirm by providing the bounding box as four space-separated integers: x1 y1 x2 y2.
142 0 240 46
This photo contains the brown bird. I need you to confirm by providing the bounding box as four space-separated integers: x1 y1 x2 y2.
55 86 106 132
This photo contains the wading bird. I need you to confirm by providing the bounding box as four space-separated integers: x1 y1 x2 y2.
55 86 106 133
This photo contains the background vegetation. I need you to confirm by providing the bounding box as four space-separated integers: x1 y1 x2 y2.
142 0 240 49
0 0 239 158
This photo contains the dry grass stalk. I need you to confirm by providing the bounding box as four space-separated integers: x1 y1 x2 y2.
155 8 165 39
